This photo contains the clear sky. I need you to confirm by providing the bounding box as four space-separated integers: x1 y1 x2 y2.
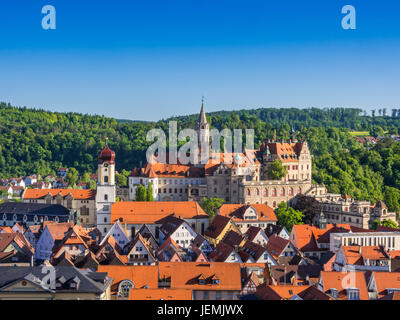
0 0 399 121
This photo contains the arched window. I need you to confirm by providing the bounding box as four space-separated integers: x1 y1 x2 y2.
273 201 277 208
263 189 268 197
118 280 135 297
281 188 285 196
298 187 302 195
104 176 109 183
247 189 251 196
104 194 108 201
272 188 277 197
256 189 260 196
289 188 294 196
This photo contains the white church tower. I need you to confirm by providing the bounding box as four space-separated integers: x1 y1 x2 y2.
96 141 116 237
195 98 210 164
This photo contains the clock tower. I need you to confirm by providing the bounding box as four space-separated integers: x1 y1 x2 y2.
96 141 116 237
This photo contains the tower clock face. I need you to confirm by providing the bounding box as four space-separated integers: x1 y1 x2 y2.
104 163 109 167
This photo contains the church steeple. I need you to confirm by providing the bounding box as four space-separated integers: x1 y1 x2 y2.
195 97 210 165
198 96 208 125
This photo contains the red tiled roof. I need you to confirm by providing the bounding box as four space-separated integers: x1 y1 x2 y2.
320 271 369 300
158 262 242 291
218 204 277 222
111 201 208 224
23 189 96 200
129 288 192 300
98 265 159 295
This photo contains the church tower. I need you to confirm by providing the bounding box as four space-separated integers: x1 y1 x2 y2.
195 98 210 163
96 141 116 237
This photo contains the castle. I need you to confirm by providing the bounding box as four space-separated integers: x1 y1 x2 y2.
129 103 326 207
93 104 396 235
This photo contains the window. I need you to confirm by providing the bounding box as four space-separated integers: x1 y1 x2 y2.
118 280 135 298
216 292 222 300
347 289 360 300
104 176 109 183
104 194 108 201
203 291 209 299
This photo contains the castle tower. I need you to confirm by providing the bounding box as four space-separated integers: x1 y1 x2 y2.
96 141 116 237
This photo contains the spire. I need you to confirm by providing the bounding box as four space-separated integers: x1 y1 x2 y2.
199 96 207 124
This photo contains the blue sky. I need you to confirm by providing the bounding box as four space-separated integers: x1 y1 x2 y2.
0 0 399 121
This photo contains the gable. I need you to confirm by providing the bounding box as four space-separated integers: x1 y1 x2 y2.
244 207 258 220
0 279 50 293
101 222 130 248
127 238 154 262
171 222 197 239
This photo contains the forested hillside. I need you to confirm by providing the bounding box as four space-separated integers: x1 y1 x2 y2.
1 102 400 211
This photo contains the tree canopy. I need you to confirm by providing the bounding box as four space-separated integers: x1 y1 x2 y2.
275 202 305 231
200 197 225 219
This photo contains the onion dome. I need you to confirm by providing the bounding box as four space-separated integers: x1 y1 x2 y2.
98 144 115 164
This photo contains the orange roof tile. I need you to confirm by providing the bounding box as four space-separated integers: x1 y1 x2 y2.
218 204 277 222
0 226 14 233
320 271 369 300
46 223 74 241
291 224 352 252
111 201 208 224
341 246 389 265
158 262 241 291
23 188 96 200
129 288 192 300
97 265 159 295
371 272 400 298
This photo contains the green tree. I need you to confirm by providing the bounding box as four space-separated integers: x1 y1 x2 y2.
88 180 97 190
371 219 380 230
66 167 79 186
381 219 399 229
267 159 287 180
82 172 91 183
200 197 225 219
146 182 154 201
383 187 400 213
116 173 128 187
274 202 304 231
135 184 147 201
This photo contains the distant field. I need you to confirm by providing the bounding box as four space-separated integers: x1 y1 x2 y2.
349 131 370 136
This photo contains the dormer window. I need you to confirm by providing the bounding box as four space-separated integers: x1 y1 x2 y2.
347 288 360 300
330 288 338 298
118 280 135 298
